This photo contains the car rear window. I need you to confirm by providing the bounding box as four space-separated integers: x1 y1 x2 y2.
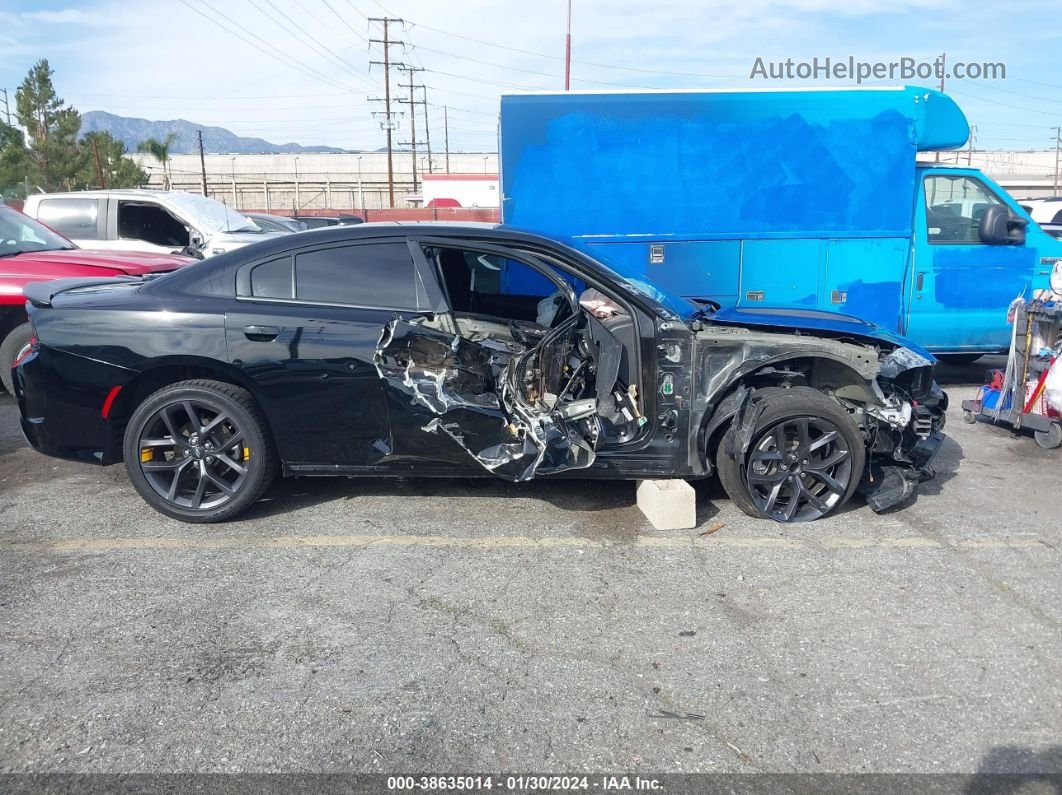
250 256 294 299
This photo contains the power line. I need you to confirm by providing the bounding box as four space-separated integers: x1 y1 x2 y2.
177 0 358 94
405 20 737 79
946 87 1061 117
409 44 669 89
963 79 1062 107
319 0 371 45
246 0 378 90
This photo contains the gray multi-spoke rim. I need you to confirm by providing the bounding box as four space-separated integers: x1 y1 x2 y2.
745 416 852 522
137 399 250 510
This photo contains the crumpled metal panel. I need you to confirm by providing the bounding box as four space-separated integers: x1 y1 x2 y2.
373 318 596 481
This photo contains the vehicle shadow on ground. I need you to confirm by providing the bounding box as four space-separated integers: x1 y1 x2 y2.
240 474 724 536
963 745 1062 792
0 395 24 457
907 434 964 499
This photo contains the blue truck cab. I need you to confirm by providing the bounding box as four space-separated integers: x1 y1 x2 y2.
499 86 1059 356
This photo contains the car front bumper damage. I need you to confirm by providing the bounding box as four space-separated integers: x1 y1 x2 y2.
858 347 948 512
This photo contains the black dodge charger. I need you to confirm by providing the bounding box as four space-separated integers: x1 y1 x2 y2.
13 223 946 523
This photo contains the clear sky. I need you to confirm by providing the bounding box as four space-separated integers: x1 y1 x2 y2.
1 0 1059 152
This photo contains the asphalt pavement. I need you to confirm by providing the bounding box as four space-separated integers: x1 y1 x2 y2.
0 357 1060 778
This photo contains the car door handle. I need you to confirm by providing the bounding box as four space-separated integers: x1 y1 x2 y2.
915 272 926 291
243 324 280 341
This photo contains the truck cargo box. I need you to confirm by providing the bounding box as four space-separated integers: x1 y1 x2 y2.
500 86 970 329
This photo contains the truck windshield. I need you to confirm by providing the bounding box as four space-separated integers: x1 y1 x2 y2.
0 205 76 257
164 193 260 234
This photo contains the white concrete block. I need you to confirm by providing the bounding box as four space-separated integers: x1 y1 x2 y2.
636 479 697 531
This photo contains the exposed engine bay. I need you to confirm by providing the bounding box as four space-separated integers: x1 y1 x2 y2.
698 328 948 514
374 312 644 481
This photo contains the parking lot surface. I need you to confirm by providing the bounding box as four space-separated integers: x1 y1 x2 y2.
0 358 1060 776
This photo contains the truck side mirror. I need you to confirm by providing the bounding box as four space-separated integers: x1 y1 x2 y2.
979 205 1027 246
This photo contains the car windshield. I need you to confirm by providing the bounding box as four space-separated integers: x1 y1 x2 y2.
573 244 698 319
164 192 260 234
0 205 76 256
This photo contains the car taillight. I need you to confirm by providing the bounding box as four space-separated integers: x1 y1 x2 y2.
12 336 37 369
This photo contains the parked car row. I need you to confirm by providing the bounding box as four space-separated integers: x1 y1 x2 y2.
19 189 364 260
0 204 192 393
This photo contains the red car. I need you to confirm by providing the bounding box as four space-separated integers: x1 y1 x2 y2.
1 204 192 394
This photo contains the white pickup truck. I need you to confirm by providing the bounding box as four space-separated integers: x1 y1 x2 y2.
23 189 286 258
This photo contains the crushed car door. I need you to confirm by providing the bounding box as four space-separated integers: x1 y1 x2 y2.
373 256 642 480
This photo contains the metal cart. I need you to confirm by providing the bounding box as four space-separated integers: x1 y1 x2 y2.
961 301 1062 449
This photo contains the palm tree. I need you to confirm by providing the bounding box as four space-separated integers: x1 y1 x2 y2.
136 133 178 189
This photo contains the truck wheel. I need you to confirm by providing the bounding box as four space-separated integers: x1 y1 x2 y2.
716 387 866 523
0 322 32 396
123 379 277 523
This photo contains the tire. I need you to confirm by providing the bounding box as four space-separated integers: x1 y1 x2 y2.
0 322 32 396
715 387 866 523
123 379 277 523
937 353 983 366
1034 423 1062 450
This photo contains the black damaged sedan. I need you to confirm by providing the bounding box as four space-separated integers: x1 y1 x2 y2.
13 223 946 523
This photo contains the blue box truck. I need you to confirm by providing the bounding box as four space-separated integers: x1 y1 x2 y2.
499 86 1060 359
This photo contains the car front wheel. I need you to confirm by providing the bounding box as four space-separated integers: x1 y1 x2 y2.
123 379 277 523
716 387 866 523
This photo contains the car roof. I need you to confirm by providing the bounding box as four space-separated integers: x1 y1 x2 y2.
210 222 507 252
27 189 177 200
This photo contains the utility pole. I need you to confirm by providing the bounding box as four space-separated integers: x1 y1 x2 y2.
91 137 106 189
444 105 450 174
197 130 208 196
966 125 976 166
397 66 425 193
0 88 10 126
422 87 433 174
564 0 572 90
369 17 405 208
1053 126 1061 195
935 53 946 163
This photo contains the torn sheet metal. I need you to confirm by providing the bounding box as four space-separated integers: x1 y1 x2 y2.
878 345 935 380
373 318 600 481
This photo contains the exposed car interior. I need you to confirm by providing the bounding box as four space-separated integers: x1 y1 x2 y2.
420 244 644 447
117 201 190 248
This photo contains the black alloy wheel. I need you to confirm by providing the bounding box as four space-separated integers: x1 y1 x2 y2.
745 416 853 522
716 387 866 523
124 380 276 522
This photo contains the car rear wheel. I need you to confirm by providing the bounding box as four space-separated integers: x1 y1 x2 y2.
716 387 866 523
0 322 32 395
123 379 276 523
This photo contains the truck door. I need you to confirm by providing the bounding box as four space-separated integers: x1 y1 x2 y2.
905 172 1038 353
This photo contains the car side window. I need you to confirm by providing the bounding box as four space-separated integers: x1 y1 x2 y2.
117 201 190 248
429 246 582 324
250 256 294 299
35 198 100 240
293 243 419 309
924 175 1003 245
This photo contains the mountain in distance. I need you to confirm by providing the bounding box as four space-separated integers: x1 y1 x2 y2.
79 110 353 155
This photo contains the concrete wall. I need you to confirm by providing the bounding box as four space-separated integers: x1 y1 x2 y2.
128 148 1062 214
130 152 499 212
930 149 1060 198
